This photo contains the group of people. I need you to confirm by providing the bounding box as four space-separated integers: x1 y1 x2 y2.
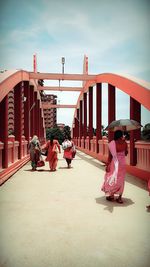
28 135 75 172
29 130 150 209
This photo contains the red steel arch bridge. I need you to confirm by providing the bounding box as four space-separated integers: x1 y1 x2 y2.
0 56 150 184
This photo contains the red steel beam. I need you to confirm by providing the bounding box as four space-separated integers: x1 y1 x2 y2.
42 104 77 109
38 86 83 91
29 72 97 81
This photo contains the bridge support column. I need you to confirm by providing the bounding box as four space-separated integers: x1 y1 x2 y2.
74 118 78 138
0 95 8 168
24 82 30 144
14 83 23 159
34 92 39 137
74 108 79 140
83 92 87 148
30 86 35 138
39 108 42 139
79 100 83 145
130 97 141 165
108 84 116 141
96 83 102 153
89 87 93 150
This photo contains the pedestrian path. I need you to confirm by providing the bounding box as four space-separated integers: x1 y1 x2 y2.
0 150 149 267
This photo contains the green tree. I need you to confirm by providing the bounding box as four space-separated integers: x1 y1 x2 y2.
46 127 64 144
62 125 71 139
141 123 150 141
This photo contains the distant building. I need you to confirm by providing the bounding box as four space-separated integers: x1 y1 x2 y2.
8 90 14 135
8 88 24 135
41 94 57 129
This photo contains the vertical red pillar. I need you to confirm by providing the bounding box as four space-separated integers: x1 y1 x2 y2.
34 92 38 136
24 82 30 143
89 86 93 149
108 84 116 141
37 100 40 138
79 100 83 138
76 109 79 138
74 118 77 138
30 86 35 138
83 93 87 146
96 83 102 153
14 83 23 159
0 95 8 168
130 97 141 165
72 120 75 138
39 108 42 139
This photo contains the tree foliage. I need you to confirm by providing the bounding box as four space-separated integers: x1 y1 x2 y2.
141 123 150 141
46 127 64 144
46 125 71 144
63 125 71 139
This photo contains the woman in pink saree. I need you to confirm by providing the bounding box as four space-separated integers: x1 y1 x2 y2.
101 130 128 203
44 136 61 171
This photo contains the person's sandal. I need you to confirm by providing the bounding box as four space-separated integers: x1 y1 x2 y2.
106 196 114 201
116 198 123 204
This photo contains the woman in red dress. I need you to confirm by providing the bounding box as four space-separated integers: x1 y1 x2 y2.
44 136 61 171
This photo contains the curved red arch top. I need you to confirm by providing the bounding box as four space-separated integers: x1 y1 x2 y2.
75 73 150 111
0 70 38 102
1 70 150 110
96 73 150 110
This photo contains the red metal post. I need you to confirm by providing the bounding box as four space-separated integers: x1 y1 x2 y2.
76 109 79 138
0 95 8 168
14 83 23 159
79 100 83 138
34 92 38 136
130 97 141 165
24 82 30 143
39 108 42 139
37 100 40 138
108 84 116 141
83 92 87 145
96 83 102 153
30 86 35 138
89 86 93 149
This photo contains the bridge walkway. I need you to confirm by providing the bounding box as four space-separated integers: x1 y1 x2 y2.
0 150 149 267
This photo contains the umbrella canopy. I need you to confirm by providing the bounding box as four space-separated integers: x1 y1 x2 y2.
105 119 143 131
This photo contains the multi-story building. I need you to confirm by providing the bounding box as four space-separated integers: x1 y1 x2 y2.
8 88 24 135
41 94 57 129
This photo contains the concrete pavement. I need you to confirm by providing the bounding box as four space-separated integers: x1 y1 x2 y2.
0 150 150 267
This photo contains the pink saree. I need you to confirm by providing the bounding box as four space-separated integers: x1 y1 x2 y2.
101 140 126 196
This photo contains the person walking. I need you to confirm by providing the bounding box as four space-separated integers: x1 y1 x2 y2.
101 130 128 203
44 135 61 171
62 136 76 168
28 135 41 171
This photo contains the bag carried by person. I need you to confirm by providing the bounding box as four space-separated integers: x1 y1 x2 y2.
62 140 72 150
71 145 76 158
37 156 45 167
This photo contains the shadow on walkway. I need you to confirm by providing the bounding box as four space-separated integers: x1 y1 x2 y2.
77 152 105 170
77 151 148 191
95 196 135 213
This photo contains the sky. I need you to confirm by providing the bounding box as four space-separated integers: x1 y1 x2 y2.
0 0 150 128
